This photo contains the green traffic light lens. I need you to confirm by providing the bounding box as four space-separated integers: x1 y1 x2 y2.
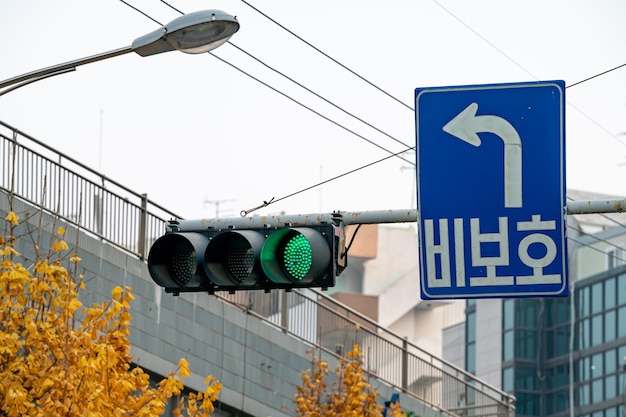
282 234 312 280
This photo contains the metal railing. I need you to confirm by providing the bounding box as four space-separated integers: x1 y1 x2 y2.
220 290 515 417
0 120 515 417
0 120 180 259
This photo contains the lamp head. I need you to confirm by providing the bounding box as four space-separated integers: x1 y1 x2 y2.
132 10 239 57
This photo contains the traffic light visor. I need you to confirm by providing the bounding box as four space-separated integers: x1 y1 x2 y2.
148 232 209 289
204 230 265 287
261 227 331 285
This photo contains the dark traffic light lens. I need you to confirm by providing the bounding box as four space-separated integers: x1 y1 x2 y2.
282 234 312 280
168 245 196 286
225 247 255 283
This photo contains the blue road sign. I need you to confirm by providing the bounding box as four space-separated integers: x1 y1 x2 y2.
415 81 567 299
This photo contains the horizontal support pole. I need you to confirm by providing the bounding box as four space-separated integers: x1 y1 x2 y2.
172 199 625 231
566 198 626 215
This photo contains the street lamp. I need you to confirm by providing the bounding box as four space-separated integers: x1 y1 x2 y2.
0 9 239 96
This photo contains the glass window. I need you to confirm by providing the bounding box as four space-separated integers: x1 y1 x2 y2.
555 390 567 412
555 365 567 387
605 310 616 342
503 330 514 361
579 318 590 350
517 393 539 416
591 315 603 346
605 349 616 373
503 299 514 330
555 326 569 357
619 345 626 372
605 407 617 417
516 367 538 390
608 247 626 269
516 329 536 359
546 392 554 415
592 378 603 402
578 382 590 406
605 374 617 399
618 306 626 338
618 273 626 305
592 282 603 314
591 353 603 376
579 356 590 381
578 286 590 317
517 299 539 327
547 329 555 358
556 298 569 324
605 277 616 309
502 367 513 393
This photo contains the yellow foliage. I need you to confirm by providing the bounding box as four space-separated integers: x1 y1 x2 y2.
0 214 221 416
5 211 19 225
295 344 404 417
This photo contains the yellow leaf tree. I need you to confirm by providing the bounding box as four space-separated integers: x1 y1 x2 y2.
295 343 405 417
0 211 221 417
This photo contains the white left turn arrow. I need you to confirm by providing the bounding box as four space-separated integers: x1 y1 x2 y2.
442 102 523 208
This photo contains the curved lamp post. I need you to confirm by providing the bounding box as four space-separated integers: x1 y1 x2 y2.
0 9 239 96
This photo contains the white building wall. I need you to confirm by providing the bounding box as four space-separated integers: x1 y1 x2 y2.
474 299 502 388
362 225 418 296
442 321 465 369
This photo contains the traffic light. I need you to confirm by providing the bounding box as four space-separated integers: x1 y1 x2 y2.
147 224 337 294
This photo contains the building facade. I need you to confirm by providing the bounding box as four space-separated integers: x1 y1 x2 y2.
444 211 626 417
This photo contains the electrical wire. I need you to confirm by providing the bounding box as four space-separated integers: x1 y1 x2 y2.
238 0 413 112
151 0 415 165
129 0 626 216
568 236 626 265
228 42 413 150
208 50 415 166
567 224 626 260
568 63 626 89
240 146 415 215
431 0 626 148
120 0 162 25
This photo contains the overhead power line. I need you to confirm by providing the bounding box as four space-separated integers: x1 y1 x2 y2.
124 0 626 216
238 0 414 112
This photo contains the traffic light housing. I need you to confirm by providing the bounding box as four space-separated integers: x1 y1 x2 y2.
148 224 337 294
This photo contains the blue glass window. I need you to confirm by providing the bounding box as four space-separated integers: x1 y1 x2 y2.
605 374 617 399
605 277 616 309
591 282 603 314
605 349 616 373
578 383 590 406
579 286 590 317
618 273 626 305
618 306 626 338
605 310 616 342
579 318 590 349
591 315 603 346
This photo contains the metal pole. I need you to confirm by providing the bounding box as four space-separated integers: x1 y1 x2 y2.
402 337 409 392
566 198 626 214
173 199 625 231
0 47 133 93
280 291 289 333
138 193 148 260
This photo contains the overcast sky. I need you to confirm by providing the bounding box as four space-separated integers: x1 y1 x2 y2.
1 0 625 221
